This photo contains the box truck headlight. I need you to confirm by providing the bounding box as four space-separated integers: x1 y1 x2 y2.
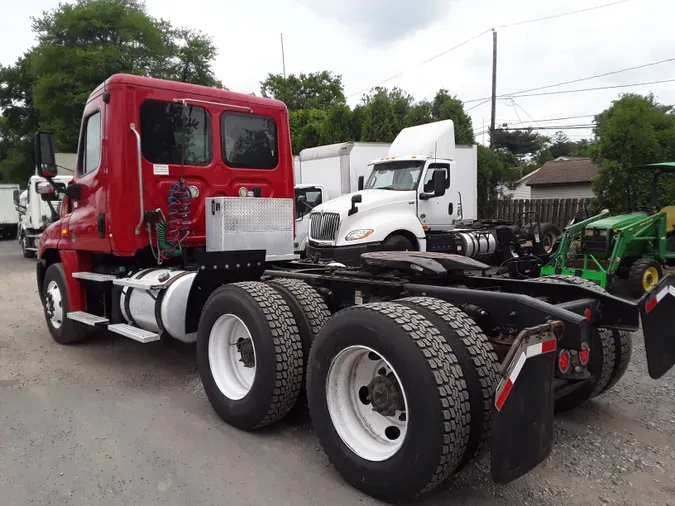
345 229 374 241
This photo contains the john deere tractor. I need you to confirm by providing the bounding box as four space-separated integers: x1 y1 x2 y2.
541 162 675 295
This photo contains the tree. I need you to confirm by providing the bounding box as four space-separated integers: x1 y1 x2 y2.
492 126 544 160
320 105 357 145
549 131 572 159
592 93 675 211
260 71 345 112
431 90 475 144
359 88 399 142
0 0 221 182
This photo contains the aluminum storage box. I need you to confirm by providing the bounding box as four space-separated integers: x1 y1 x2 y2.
205 197 296 261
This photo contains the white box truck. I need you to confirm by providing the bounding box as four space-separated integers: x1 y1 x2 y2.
0 184 20 239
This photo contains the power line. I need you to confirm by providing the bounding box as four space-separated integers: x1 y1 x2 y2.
346 30 491 99
465 56 675 103
495 0 631 30
500 125 594 130
465 78 675 105
497 114 597 123
345 1 631 100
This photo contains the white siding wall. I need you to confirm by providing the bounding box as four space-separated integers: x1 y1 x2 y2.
530 184 595 200
502 182 532 199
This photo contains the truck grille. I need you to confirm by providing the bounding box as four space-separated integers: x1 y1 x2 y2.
309 212 340 242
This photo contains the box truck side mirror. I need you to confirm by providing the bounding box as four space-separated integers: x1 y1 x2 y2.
34 132 57 179
12 189 20 206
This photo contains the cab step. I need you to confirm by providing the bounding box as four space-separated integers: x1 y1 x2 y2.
72 272 118 282
108 324 160 343
67 311 109 326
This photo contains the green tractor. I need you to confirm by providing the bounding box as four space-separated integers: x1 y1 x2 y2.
541 162 675 295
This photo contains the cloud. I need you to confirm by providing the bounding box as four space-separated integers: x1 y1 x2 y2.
296 0 451 43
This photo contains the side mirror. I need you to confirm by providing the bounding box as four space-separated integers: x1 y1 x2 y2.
34 132 57 178
358 176 365 191
12 190 19 206
64 183 81 201
433 169 446 197
36 181 54 195
296 194 308 220
349 193 362 216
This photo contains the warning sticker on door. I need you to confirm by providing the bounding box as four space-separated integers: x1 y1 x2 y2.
153 164 169 175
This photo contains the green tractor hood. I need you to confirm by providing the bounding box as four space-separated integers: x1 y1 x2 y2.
586 212 648 230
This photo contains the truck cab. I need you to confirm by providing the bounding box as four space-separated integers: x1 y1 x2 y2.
306 120 469 265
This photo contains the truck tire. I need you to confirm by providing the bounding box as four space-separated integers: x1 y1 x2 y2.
307 302 470 502
382 234 414 251
21 234 35 258
267 278 331 399
628 258 662 295
398 297 499 469
42 263 90 345
197 282 304 431
530 275 626 411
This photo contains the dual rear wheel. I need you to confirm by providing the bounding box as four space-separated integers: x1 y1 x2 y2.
197 280 499 502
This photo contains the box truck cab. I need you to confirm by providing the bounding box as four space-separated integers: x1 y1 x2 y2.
306 120 473 264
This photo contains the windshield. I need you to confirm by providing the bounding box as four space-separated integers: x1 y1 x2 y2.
365 161 424 191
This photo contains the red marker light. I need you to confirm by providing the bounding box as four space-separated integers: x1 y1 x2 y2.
584 307 592 320
558 350 571 373
579 348 590 365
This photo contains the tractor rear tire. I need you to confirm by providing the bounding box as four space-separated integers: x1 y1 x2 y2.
307 302 470 502
398 297 499 469
628 258 662 295
267 278 331 400
42 263 90 345
537 223 561 255
197 282 304 431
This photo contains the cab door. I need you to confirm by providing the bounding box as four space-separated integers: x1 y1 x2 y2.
61 97 111 252
417 162 456 231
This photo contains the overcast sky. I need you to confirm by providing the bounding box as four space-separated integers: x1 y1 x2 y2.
2 0 673 143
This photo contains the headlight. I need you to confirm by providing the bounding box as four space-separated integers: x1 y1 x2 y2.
345 229 374 241
598 229 608 237
584 229 594 237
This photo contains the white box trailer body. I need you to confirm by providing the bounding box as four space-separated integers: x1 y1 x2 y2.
298 142 391 200
454 145 478 220
0 184 20 238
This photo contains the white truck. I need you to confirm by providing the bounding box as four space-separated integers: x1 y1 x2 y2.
0 184 21 240
293 142 391 255
15 175 72 258
305 120 559 266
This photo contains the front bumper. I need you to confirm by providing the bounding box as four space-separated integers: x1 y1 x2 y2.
307 242 383 266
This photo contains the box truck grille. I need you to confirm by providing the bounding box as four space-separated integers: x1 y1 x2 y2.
310 212 341 242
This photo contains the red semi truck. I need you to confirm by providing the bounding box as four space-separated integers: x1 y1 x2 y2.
34 74 675 503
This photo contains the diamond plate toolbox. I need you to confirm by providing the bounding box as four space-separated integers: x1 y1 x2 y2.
205 197 295 260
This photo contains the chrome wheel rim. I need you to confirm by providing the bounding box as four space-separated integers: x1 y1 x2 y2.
45 280 63 329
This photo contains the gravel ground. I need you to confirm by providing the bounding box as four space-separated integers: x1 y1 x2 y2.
0 239 673 505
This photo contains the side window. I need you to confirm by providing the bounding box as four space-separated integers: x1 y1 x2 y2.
140 100 212 165
81 111 102 175
422 163 450 192
222 113 278 169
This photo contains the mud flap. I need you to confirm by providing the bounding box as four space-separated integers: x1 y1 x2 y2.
640 275 675 379
490 323 560 484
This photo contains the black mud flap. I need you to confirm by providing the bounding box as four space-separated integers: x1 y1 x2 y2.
490 323 560 484
640 275 675 379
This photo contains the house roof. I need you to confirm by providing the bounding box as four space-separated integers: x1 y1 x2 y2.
526 157 598 186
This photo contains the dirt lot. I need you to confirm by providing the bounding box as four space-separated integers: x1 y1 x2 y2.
0 239 673 506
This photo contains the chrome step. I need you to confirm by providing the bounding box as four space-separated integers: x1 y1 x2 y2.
73 272 118 282
67 311 109 326
112 278 168 291
108 324 160 343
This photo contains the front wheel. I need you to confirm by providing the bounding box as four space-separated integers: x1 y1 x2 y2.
21 234 35 258
628 258 662 295
42 263 89 344
382 234 414 251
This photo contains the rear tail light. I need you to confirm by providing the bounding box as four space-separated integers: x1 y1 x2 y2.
579 343 590 365
558 350 571 374
584 307 592 320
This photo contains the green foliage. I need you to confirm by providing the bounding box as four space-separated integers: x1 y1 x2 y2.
260 71 345 112
431 90 474 144
492 127 544 160
477 145 505 216
592 93 675 212
0 0 221 182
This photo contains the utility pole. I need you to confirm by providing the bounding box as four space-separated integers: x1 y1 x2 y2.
281 33 287 79
490 29 497 149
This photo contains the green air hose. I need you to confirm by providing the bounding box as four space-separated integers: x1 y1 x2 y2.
157 221 183 257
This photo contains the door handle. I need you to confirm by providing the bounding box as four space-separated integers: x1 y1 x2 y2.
448 203 454 215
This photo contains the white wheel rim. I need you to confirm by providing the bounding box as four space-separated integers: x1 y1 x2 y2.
46 280 63 329
326 346 409 461
208 314 256 400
